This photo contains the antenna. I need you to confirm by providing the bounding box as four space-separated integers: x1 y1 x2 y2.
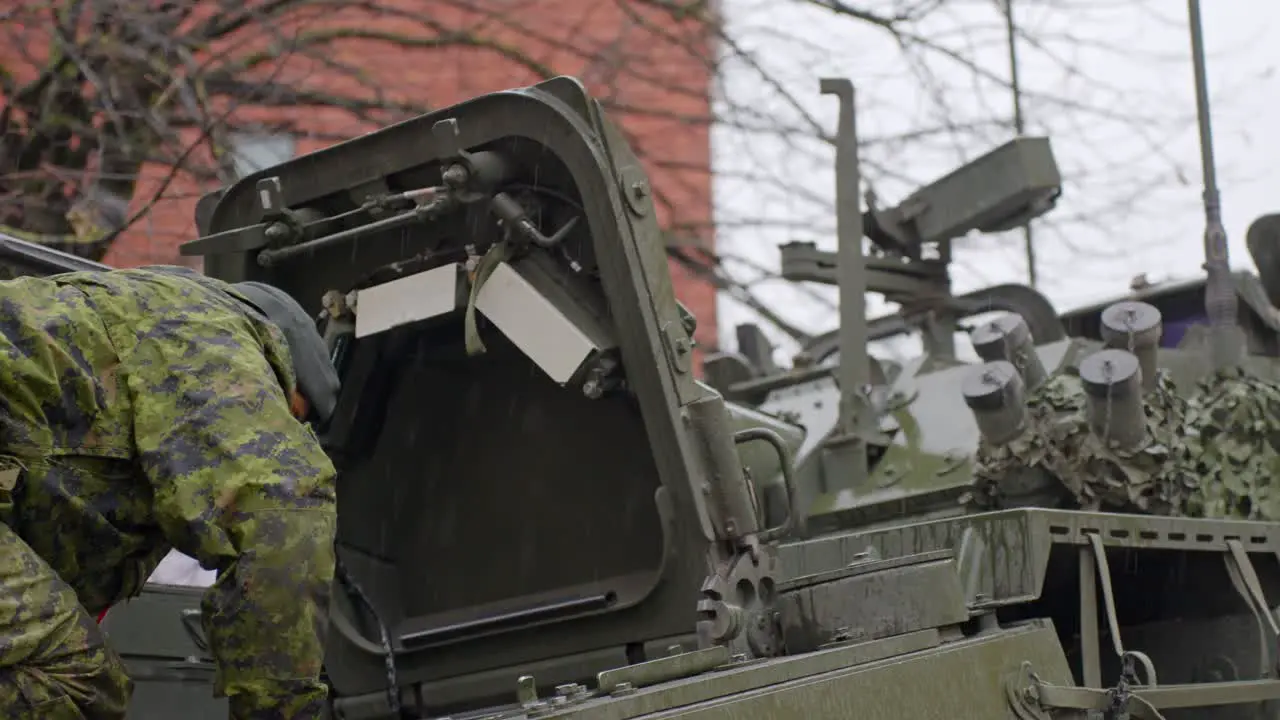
1187 0 1244 369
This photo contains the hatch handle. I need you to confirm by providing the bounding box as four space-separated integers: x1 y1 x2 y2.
398 592 617 648
734 427 797 543
180 608 210 654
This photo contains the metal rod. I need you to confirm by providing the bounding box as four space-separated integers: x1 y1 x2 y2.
399 593 617 647
1002 0 1036 288
819 79 872 479
1188 0 1220 217
0 231 111 274
257 199 449 267
1187 0 1242 369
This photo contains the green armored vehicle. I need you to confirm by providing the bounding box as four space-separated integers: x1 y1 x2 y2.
6 4 1280 714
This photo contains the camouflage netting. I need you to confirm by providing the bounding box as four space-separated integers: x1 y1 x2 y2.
967 371 1203 516
1183 367 1280 521
969 363 1280 521
965 373 1082 512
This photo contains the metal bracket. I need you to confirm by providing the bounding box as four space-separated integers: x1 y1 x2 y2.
257 176 286 222
1012 660 1280 719
179 177 296 258
179 608 210 655
596 646 730 694
862 187 936 259
348 178 393 218
661 321 693 375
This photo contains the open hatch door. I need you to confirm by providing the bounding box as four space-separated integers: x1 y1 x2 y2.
187 77 783 717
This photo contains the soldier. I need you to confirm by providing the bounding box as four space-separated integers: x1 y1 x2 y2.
0 264 340 719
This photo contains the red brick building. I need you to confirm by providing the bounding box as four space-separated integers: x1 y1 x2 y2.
58 1 720 356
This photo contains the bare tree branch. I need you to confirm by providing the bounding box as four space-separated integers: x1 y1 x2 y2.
0 0 1246 354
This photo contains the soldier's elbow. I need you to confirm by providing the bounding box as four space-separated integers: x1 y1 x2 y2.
247 507 337 588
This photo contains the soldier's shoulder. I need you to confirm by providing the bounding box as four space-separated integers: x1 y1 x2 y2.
46 269 252 335
60 266 230 301
0 273 57 295
0 272 95 318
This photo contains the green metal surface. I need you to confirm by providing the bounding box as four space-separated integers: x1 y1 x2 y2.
540 620 1070 712
605 622 1071 719
534 629 947 720
98 585 228 719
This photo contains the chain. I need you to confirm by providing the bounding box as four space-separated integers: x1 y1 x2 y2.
1102 309 1142 448
1104 652 1140 720
1102 357 1115 448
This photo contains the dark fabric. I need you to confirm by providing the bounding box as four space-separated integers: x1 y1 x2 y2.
231 281 340 423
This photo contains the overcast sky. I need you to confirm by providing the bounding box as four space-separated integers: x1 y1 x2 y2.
712 1 1280 361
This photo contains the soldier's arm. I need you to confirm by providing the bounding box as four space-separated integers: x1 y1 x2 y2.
125 308 338 718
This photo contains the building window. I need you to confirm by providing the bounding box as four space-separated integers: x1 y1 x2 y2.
226 132 296 178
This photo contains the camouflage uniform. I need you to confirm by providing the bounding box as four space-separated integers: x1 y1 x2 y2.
0 268 337 718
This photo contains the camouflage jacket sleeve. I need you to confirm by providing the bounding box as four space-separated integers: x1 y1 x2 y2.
103 272 338 718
